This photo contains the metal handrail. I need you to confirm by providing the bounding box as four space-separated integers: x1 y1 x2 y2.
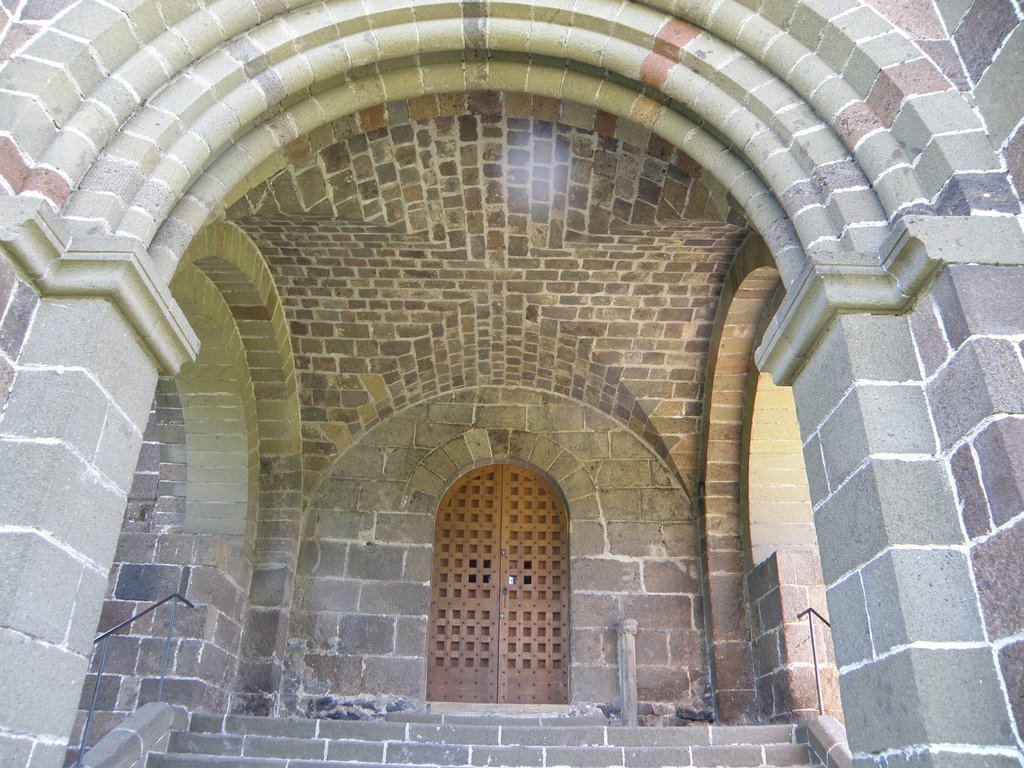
797 607 831 717
75 592 195 768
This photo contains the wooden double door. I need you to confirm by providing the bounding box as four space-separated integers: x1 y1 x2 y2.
427 464 569 704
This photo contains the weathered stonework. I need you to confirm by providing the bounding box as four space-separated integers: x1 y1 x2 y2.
0 3 1020 767
288 387 709 721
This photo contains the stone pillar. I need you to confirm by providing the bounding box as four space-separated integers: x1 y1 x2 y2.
0 202 197 766
0 297 161 766
617 618 639 726
791 310 1018 765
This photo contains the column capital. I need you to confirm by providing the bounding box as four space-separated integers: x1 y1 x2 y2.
757 215 1024 385
0 196 198 373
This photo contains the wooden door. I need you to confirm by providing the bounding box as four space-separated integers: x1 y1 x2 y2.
427 464 568 704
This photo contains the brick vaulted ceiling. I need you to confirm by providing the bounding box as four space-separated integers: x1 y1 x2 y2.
231 93 755 491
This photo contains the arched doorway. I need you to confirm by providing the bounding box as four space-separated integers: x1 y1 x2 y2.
427 464 569 704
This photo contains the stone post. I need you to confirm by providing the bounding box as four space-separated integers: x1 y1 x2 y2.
617 618 639 726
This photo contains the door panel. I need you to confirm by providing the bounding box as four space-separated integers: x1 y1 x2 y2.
498 465 568 703
427 464 568 704
427 465 501 702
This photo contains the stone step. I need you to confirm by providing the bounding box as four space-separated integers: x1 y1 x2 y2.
153 743 811 768
166 716 809 767
386 711 611 726
188 714 796 747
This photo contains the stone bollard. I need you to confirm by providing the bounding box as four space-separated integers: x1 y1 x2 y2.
617 618 639 726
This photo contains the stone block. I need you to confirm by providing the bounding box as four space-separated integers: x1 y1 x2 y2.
596 460 652 488
571 520 608 557
358 580 429 615
862 548 984 654
998 639 1024 738
115 563 183 601
545 746 623 766
840 647 1015 753
19 299 158 425
336 445 385 478
818 384 934 485
325 739 387 762
315 540 348 577
357 480 405 513
0 628 86 740
384 741 468 765
949 443 991 540
825 575 872 668
927 337 1024 450
244 734 326 759
475 404 526 430
643 559 699 595
346 543 405 581
608 522 685 558
302 577 359 614
1 368 115 463
338 614 395 654
972 417 1024 527
622 594 693 631
375 512 434 545
876 751 1024 768
973 24 1024 145
813 459 961 585
691 745 762 766
0 532 88 647
316 719 405 740
908 294 950 378
382 446 429 479
0 439 126 567
793 314 919 435
395 615 428 656
304 653 362 694
316 510 373 540
469 745 544 766
931 265 1024 350
572 558 642 592
970 519 1024 640
403 546 432 582
571 628 616 665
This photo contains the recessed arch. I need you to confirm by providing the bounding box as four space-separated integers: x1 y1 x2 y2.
170 263 260 548
293 386 702 718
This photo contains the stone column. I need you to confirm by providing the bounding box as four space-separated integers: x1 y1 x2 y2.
0 297 161 766
0 202 196 766
791 310 1018 765
617 618 639 726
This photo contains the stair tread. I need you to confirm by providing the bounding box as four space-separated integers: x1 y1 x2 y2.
168 715 808 767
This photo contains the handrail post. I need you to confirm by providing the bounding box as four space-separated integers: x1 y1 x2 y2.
807 611 822 716
157 598 178 703
797 607 832 718
75 636 109 768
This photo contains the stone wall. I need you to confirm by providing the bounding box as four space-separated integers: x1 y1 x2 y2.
67 400 251 759
286 387 710 722
747 547 840 724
